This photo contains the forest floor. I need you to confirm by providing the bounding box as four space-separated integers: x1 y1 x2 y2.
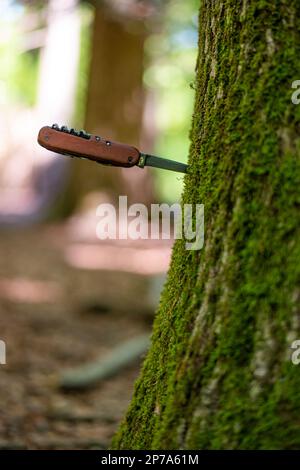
0 223 170 449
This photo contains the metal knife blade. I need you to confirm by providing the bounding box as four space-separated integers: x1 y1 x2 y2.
138 153 188 174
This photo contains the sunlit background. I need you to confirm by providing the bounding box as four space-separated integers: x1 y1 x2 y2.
0 0 198 449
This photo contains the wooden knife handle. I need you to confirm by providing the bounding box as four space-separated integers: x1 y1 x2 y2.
37 125 140 168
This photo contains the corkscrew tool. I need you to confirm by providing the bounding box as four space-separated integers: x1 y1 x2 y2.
37 124 188 174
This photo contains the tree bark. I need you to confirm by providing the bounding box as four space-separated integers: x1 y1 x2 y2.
112 0 300 449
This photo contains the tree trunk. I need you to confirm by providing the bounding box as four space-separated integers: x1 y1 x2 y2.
112 1 300 449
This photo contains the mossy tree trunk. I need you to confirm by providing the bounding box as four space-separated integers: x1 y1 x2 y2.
112 0 300 450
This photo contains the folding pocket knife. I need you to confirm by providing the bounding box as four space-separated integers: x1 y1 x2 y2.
37 124 188 174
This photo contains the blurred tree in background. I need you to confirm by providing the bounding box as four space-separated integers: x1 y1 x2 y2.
69 0 155 209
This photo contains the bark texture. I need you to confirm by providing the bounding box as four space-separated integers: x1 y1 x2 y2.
113 0 300 449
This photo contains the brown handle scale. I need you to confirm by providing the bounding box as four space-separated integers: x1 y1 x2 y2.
37 126 140 168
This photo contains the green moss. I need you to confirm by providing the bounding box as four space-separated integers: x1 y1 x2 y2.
112 0 300 449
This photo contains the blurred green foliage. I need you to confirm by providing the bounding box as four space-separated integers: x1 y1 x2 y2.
0 1 39 106
144 0 198 202
0 0 92 113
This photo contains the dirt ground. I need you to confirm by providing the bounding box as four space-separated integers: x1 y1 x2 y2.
0 224 170 449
